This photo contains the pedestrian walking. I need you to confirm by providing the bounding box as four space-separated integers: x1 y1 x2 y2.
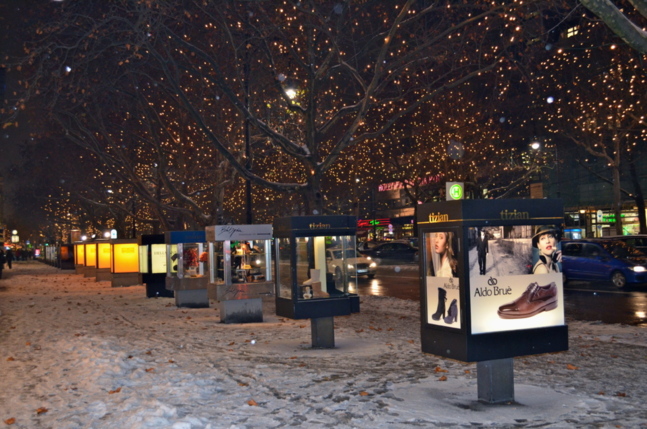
0 249 6 279
6 248 14 269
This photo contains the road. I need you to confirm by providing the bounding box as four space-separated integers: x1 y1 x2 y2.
351 265 647 327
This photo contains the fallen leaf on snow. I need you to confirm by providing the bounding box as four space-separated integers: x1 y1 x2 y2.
247 399 258 406
4 417 16 424
6 357 15 362
434 366 448 373
359 391 369 396
108 388 122 394
145 368 155 373
438 376 448 381
566 364 578 370
35 408 48 415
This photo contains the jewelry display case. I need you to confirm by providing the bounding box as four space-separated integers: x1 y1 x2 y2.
205 224 274 323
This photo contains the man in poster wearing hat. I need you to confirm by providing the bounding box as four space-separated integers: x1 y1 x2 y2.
532 225 562 274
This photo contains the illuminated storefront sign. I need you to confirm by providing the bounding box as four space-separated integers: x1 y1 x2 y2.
357 218 391 228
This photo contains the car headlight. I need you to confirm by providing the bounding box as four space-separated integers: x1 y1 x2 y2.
347 264 354 270
631 266 646 272
369 262 377 268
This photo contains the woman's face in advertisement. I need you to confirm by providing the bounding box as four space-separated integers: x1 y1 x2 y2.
538 233 556 256
434 233 447 255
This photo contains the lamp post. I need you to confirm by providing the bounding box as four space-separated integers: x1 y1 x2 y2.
529 138 560 198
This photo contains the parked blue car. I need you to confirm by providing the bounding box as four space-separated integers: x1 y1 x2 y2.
562 239 647 288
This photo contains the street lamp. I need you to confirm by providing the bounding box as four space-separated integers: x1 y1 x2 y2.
529 138 560 198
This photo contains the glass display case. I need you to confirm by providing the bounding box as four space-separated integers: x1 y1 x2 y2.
205 224 274 323
165 231 209 308
273 216 360 348
276 235 359 301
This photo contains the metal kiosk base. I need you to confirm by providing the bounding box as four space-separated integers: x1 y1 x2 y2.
477 358 514 404
311 316 335 349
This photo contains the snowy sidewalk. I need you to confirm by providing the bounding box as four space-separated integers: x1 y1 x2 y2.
0 261 646 428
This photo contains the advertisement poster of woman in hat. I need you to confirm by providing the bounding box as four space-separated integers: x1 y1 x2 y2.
532 225 562 274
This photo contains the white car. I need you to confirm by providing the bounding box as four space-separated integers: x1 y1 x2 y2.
326 248 377 281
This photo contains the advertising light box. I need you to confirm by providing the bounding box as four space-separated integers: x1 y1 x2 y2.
97 242 112 269
112 242 139 273
418 199 568 362
75 244 85 266
139 245 149 273
151 243 167 274
85 243 97 267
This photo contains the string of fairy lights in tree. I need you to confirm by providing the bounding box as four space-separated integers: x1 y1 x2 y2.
8 0 633 236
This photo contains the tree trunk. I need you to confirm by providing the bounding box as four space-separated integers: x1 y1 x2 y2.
303 176 325 216
612 165 623 235
629 155 647 234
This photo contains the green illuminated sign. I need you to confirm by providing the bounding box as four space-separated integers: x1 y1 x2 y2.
450 184 463 199
446 182 464 200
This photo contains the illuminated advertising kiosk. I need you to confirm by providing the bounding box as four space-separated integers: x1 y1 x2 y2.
74 242 86 275
83 242 97 278
96 241 112 281
139 234 173 298
418 199 568 403
110 239 141 287
273 216 360 348
205 224 274 323
165 231 209 308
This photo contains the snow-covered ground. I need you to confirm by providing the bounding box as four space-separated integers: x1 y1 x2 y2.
1 261 646 428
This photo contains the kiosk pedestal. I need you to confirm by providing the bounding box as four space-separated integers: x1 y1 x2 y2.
167 276 209 307
417 199 568 403
477 358 514 404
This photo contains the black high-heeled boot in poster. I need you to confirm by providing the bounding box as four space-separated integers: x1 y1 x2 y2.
444 299 458 324
431 288 447 321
